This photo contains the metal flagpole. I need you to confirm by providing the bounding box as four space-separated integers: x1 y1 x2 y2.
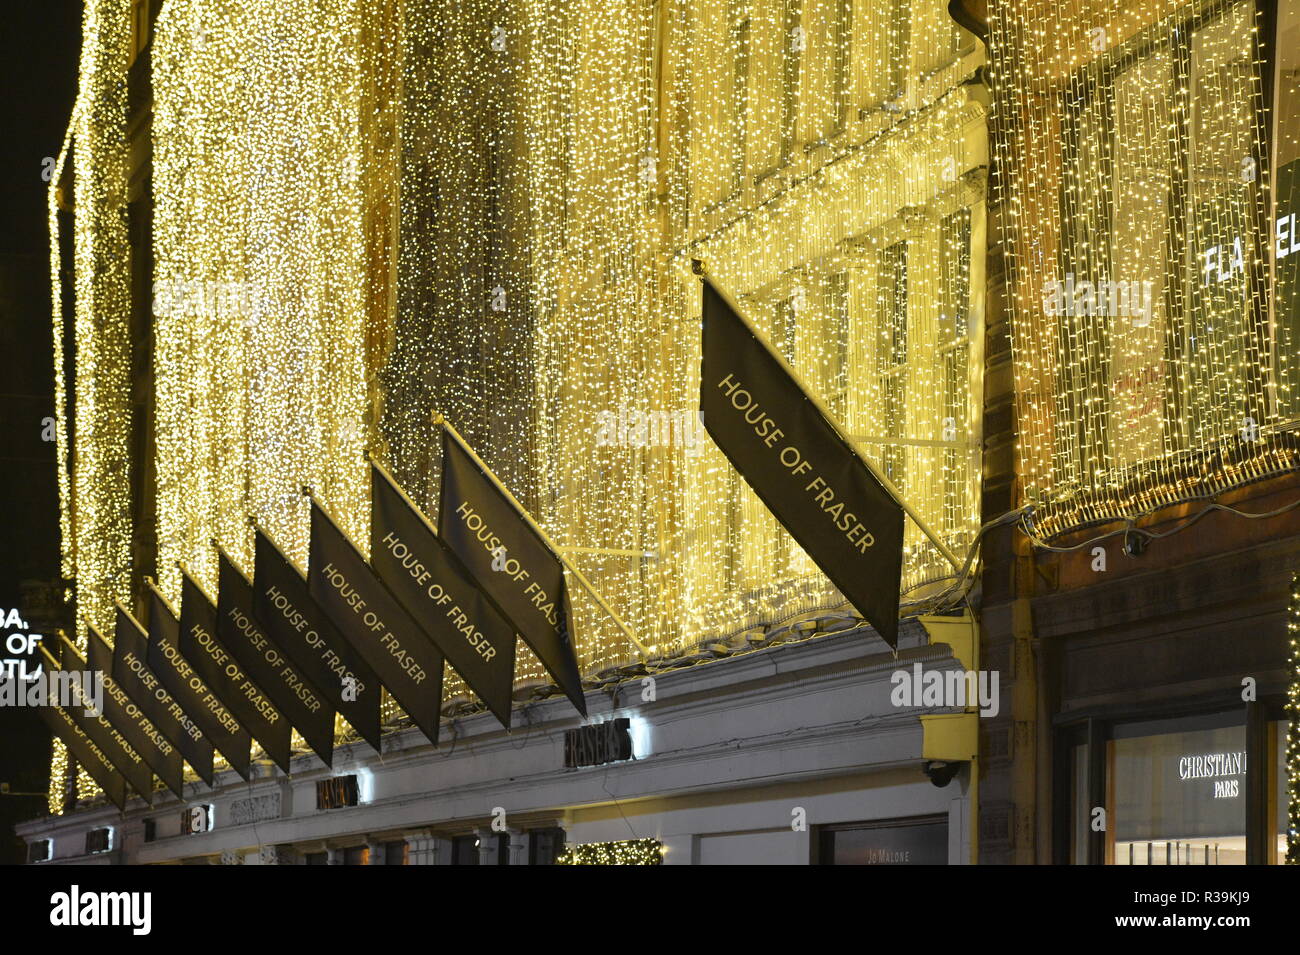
430 414 653 661
692 259 964 573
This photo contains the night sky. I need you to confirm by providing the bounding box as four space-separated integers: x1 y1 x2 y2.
0 0 82 864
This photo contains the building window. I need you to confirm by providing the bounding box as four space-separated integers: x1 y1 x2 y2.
827 270 850 421
884 0 910 104
816 815 948 865
129 0 150 65
529 827 566 865
939 208 972 537
1109 713 1247 865
27 840 50 863
85 828 112 855
695 0 749 211
316 775 359 810
1063 707 1290 864
304 851 328 866
1055 0 1263 481
451 834 480 866
181 804 213 835
343 846 369 866
798 0 852 145
877 241 908 487
384 840 408 866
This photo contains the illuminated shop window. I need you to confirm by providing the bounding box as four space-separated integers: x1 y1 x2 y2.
1108 714 1247 865
1070 712 1293 865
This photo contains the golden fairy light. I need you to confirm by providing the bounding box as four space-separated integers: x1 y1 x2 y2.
988 0 1286 537
54 0 986 807
389 0 984 678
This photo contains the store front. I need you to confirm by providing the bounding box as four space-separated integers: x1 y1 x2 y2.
1060 705 1291 865
1030 508 1298 865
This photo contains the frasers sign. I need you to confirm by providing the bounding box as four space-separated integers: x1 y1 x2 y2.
0 608 42 681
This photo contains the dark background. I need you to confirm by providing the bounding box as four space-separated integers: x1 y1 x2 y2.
0 0 82 864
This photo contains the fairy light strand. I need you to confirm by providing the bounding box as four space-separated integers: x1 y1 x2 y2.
54 0 986 804
988 0 1284 538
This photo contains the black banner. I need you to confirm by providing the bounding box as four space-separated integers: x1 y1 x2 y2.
147 585 253 780
109 608 215 786
252 528 383 752
216 550 334 767
438 428 586 715
308 499 445 745
82 628 186 799
699 276 905 647
371 463 517 727
39 702 128 812
180 567 292 773
41 637 154 803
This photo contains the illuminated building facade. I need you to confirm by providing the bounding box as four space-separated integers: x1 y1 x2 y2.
978 0 1299 864
27 0 1296 866
27 0 987 863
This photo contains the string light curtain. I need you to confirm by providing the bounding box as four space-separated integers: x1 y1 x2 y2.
54 0 986 804
151 0 384 599
988 0 1289 537
390 0 987 673
149 0 399 759
47 0 134 813
666 0 986 646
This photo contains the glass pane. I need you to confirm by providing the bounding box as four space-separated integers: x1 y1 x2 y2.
1108 49 1172 469
1274 0 1300 419
1184 2 1258 447
1071 742 1088 864
1111 716 1247 865
824 818 947 865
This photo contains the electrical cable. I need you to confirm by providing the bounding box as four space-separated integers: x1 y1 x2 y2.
1017 493 1300 553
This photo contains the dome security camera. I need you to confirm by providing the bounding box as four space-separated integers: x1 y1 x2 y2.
923 759 962 787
